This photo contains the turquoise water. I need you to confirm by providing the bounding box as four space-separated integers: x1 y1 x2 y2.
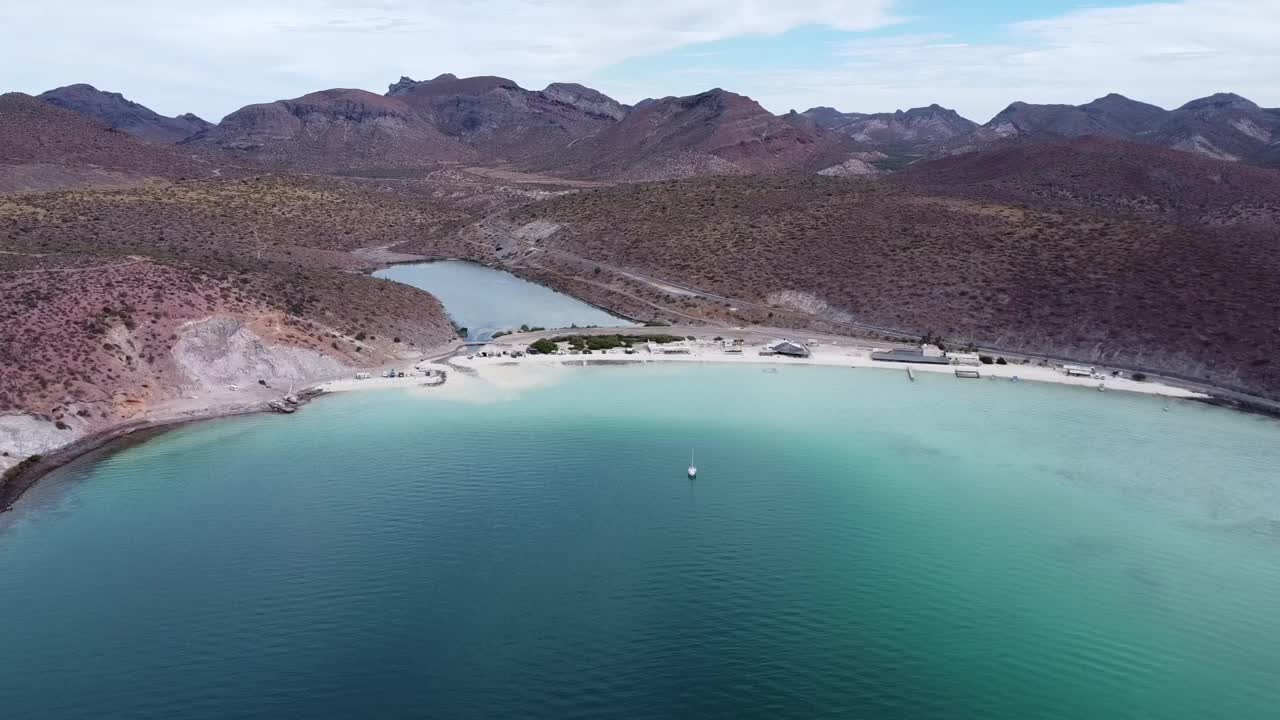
3 365 1280 719
374 261 634 340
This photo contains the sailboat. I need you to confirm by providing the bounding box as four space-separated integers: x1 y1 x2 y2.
687 450 697 479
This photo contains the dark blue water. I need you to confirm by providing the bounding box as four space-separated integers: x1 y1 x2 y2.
3 365 1280 719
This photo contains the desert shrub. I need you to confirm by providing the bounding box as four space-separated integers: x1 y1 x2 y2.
1 454 43 487
529 338 558 354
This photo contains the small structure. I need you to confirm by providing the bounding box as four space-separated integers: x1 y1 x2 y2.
1063 364 1096 377
946 352 982 366
722 339 744 354
647 342 692 354
763 339 811 358
871 344 950 365
355 372 371 380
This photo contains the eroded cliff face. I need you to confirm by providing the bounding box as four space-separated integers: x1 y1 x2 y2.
0 314 359 473
171 316 350 390
0 414 75 471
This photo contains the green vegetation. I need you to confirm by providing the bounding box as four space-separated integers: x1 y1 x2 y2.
529 333 684 354
528 338 558 354
558 333 683 350
1 454 43 489
919 331 947 351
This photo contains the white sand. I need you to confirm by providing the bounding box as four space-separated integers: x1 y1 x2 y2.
310 340 1206 401
315 362 452 394
449 341 1208 399
314 361 575 405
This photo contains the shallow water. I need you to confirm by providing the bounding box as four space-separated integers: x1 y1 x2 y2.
374 260 633 341
3 365 1280 719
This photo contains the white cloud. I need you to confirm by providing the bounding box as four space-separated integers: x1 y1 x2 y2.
3 0 1276 125
1 0 899 120
777 0 1280 120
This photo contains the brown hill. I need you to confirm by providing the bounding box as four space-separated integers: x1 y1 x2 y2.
37 84 211 143
541 82 629 121
960 93 1280 168
552 89 849 180
1151 94 1280 164
803 104 977 161
508 153 1280 397
386 74 620 165
896 137 1280 225
186 88 468 172
983 98 1145 139
1078 93 1169 133
0 175 478 433
0 93 217 191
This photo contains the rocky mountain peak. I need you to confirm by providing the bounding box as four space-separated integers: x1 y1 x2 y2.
1178 93 1260 113
386 76 421 96
541 82 627 120
36 83 211 143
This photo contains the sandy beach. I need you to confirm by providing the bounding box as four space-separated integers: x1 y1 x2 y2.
0 331 1224 512
439 339 1208 399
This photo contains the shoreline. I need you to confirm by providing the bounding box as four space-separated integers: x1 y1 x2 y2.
367 256 644 327
450 339 1211 399
0 399 281 511
5 333 1277 516
1 342 466 514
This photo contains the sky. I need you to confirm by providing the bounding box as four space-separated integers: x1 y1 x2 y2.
4 0 1278 123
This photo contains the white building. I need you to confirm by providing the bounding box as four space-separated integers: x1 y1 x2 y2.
647 342 692 354
764 339 811 358
1063 364 1096 377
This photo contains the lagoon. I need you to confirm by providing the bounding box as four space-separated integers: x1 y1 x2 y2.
374 260 633 341
3 364 1280 719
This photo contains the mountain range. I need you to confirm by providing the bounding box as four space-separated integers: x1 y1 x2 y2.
19 76 1279 181
0 92 220 192
3 72 1280 446
804 92 1280 168
38 84 212 144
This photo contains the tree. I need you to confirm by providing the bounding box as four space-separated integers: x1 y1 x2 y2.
529 338 558 354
